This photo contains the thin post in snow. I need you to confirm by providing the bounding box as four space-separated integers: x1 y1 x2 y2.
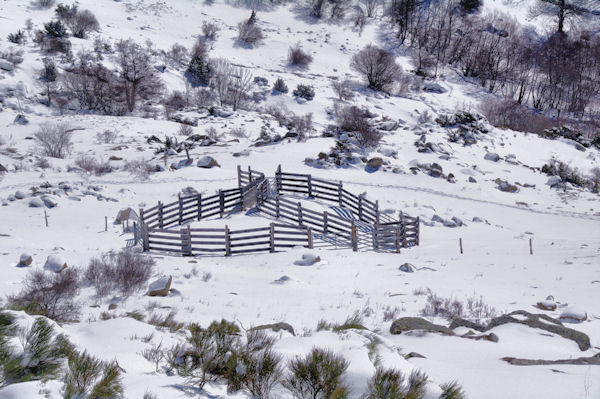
104 215 107 231
529 238 533 255
45 210 49 227
459 237 463 254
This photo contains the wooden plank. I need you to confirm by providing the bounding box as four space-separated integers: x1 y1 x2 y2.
230 234 271 242
148 246 184 253
148 239 183 246
230 240 271 248
279 171 310 178
270 223 275 252
190 247 225 252
274 237 309 242
189 227 227 232
229 226 271 234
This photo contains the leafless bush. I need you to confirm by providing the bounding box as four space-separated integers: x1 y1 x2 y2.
74 155 113 176
194 88 216 108
289 113 314 137
1 47 25 68
237 11 264 46
206 126 220 141
67 9 100 38
34 157 52 169
336 105 381 147
420 292 497 322
331 79 353 101
480 97 557 134
178 124 194 136
288 44 313 67
382 306 400 322
33 0 56 9
84 249 155 297
163 91 188 117
263 103 290 125
8 268 80 321
167 43 189 67
95 129 118 144
202 21 220 40
350 44 401 91
229 127 248 138
34 123 73 158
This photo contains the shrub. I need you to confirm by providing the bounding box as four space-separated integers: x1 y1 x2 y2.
34 157 52 169
8 268 80 322
7 30 26 44
67 9 100 38
44 20 69 38
168 43 189 67
331 79 353 101
148 310 184 333
288 44 313 67
460 0 481 12
365 368 428 399
74 155 113 176
237 10 264 46
440 381 466 399
0 47 25 67
350 44 401 91
420 292 497 322
84 249 155 297
124 159 155 179
282 348 349 399
336 105 381 147
332 312 366 332
63 350 124 399
34 0 56 8
95 130 118 144
186 39 212 86
141 342 164 372
202 21 220 40
480 98 556 134
163 91 188 117
55 3 79 20
293 84 315 100
34 123 73 159
273 78 288 94
289 113 314 137
179 124 194 136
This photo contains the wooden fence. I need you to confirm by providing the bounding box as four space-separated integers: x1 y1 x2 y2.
135 165 419 256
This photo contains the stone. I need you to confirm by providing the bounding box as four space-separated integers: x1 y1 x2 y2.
484 152 500 162
0 164 7 173
44 255 67 273
432 214 444 223
0 59 14 71
14 190 27 199
41 196 58 208
366 157 383 170
443 220 457 228
497 181 518 193
197 156 220 168
19 253 32 266
108 304 117 311
390 317 454 336
468 176 477 183
404 352 426 359
13 114 28 125
423 82 447 93
251 322 295 336
29 198 44 208
535 301 557 311
546 176 562 187
148 276 172 297
428 163 443 177
451 216 464 226
399 263 416 273
502 353 600 366
294 253 321 266
559 307 587 323
377 121 398 131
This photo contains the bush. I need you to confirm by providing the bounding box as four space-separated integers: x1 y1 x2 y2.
480 98 556 134
186 39 212 86
332 312 366 332
179 124 194 136
163 91 188 117
350 44 401 91
440 381 466 399
34 0 56 8
34 123 73 158
282 348 349 399
84 250 155 297
63 350 124 399
74 155 113 176
420 292 497 322
336 105 381 147
331 79 353 101
124 159 155 179
460 0 481 12
68 9 100 38
8 268 80 322
43 20 69 38
288 44 313 67
95 130 118 144
293 84 315 100
288 113 314 137
273 78 288 94
237 11 264 46
202 21 220 40
365 368 428 399
7 30 26 44
0 317 70 385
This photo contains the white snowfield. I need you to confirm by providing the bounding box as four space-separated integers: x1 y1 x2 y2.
0 0 599 398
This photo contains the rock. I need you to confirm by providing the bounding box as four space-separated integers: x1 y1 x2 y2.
44 255 67 273
451 216 464 226
0 59 14 71
29 198 44 208
19 253 32 266
41 196 58 208
428 163 443 177
294 253 321 266
13 114 28 125
468 176 477 183
14 190 27 199
461 332 499 343
497 180 518 193
108 304 117 311
233 149 250 157
502 353 600 366
432 214 444 223
559 308 587 323
377 121 398 131
379 147 398 157
472 216 485 223
197 156 220 168
0 164 7 173
443 220 457 228
366 157 383 170
447 173 456 183
535 301 557 311
273 275 292 284
148 276 172 297
251 322 295 336
399 263 416 273
546 176 562 187
404 352 426 359
484 152 500 162
423 82 447 93
390 317 454 336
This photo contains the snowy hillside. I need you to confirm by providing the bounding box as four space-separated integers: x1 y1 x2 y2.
0 0 599 398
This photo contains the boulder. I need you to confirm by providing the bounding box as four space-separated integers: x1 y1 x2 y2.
546 176 562 187
108 304 117 311
294 253 321 266
399 263 416 273
484 152 500 162
468 176 477 183
423 82 447 93
29 198 44 208
13 114 29 125
41 196 58 208
390 317 454 336
404 352 426 359
443 220 457 228
497 181 518 193
197 156 220 168
19 253 32 266
366 157 383 170
14 190 27 199
148 276 172 297
44 255 67 272
428 163 443 177
251 322 295 336
451 216 464 226
0 164 7 173
432 214 444 223
559 307 587 323
535 300 557 311
0 60 14 71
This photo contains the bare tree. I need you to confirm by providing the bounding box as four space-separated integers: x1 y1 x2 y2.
237 10 264 46
228 66 253 111
350 44 402 91
331 78 354 100
115 39 164 112
534 0 594 34
360 0 380 17
34 123 74 158
210 58 232 107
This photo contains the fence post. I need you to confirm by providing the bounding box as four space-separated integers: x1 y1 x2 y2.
459 237 463 254
133 221 138 244
307 175 313 198
338 182 343 207
415 217 420 246
395 225 401 253
372 226 378 250
225 225 231 256
529 238 533 255
375 200 380 224
248 166 253 182
276 164 282 194
142 222 149 251
297 202 303 225
219 190 224 218
237 165 242 188
275 196 280 218
180 227 190 256
270 223 275 252
186 225 192 256
323 211 328 234
351 222 358 252
400 212 407 248
158 201 164 228
307 227 314 249
358 196 363 221
197 194 202 221
178 193 183 225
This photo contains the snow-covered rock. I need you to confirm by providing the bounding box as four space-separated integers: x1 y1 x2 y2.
546 176 562 187
559 307 587 323
294 253 321 266
44 255 67 272
148 276 172 296
14 190 27 199
19 253 32 266
28 198 44 207
41 196 58 208
484 152 500 162
0 60 14 71
423 82 447 93
197 156 220 168
399 263 416 273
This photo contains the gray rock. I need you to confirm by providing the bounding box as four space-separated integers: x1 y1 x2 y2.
399 263 416 273
13 114 28 125
29 198 44 207
197 156 220 168
423 82 447 93
546 176 562 187
19 253 32 266
432 214 444 223
404 352 426 359
366 157 383 170
443 220 457 228
251 322 295 336
451 216 464 226
502 354 600 366
41 196 58 208
44 255 67 273
148 276 172 297
0 164 7 173
108 303 117 311
390 317 454 336
484 152 500 162
468 176 477 183
0 60 14 71
14 190 27 199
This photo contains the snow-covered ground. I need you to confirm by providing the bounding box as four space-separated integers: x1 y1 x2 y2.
0 0 599 398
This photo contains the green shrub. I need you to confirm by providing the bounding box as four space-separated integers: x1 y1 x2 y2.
365 368 405 399
273 78 288 94
282 347 349 399
63 350 124 399
440 381 466 399
293 84 315 101
332 312 367 332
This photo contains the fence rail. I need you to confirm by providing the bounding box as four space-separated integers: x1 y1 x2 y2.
135 165 419 256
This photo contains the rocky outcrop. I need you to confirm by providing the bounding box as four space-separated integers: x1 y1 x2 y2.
390 317 454 336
